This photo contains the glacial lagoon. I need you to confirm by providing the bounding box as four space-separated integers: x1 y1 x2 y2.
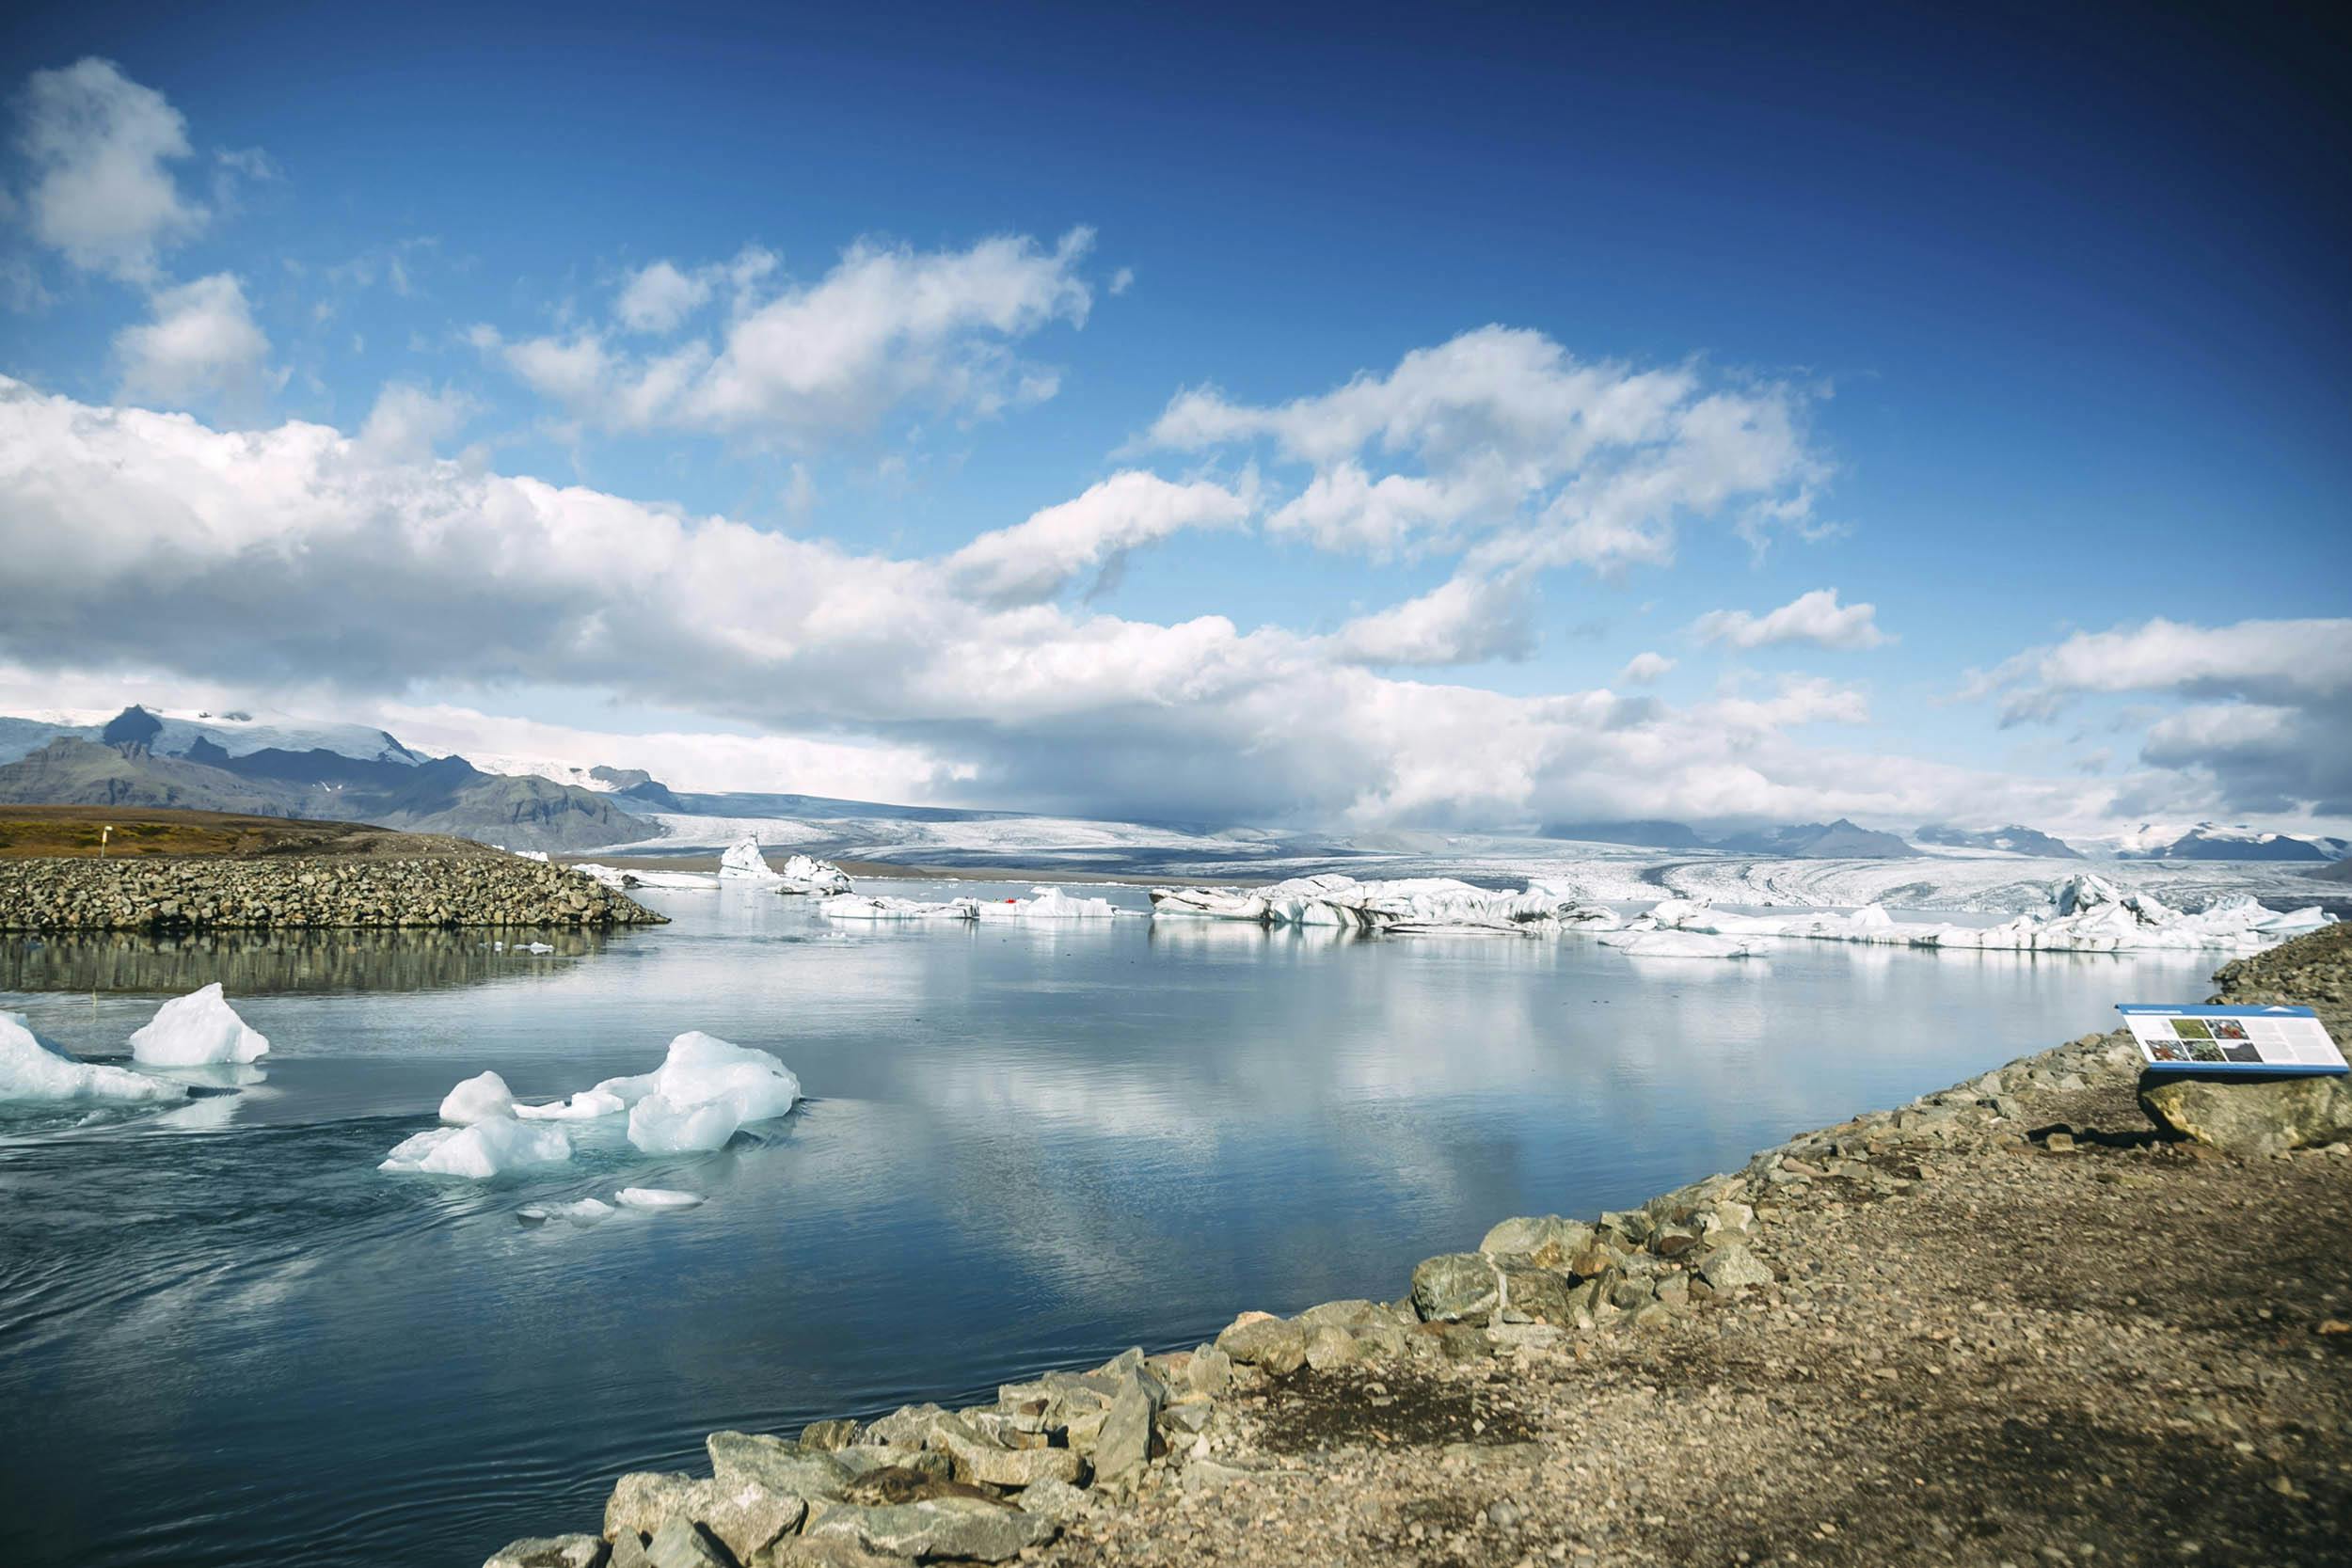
0 880 2232 1567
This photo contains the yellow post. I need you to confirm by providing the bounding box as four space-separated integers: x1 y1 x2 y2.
100 824 113 859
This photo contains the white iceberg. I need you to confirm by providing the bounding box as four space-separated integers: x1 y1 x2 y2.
572 863 716 893
519 1197 614 1224
379 1117 572 1178
976 887 1120 920
621 1031 803 1154
0 1011 184 1104
617 1186 706 1210
776 853 854 895
1149 874 1616 935
438 1070 516 1124
1597 929 1765 958
818 894 979 921
719 836 781 880
127 984 269 1066
513 1088 628 1121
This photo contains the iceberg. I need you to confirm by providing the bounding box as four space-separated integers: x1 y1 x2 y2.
513 1088 628 1121
1597 930 1765 958
1149 874 1618 935
127 984 269 1066
617 1186 705 1210
518 1197 614 1224
818 893 980 921
718 837 782 879
438 1070 516 1124
621 1031 803 1154
572 863 716 892
1 1011 185 1104
976 887 1120 920
378 1117 572 1178
776 853 855 895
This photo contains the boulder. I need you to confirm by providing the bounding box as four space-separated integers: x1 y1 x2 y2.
1093 1367 1162 1488
695 1479 807 1563
485 1537 607 1568
606 1473 701 1544
644 1518 729 1568
2139 1072 2352 1156
862 1403 951 1449
934 1423 1086 1488
1214 1313 1308 1373
801 1497 1055 1562
1493 1258 1575 1325
707 1431 852 1503
1477 1214 1595 1270
832 1445 951 1482
1410 1253 1500 1323
840 1465 1003 1508
1185 1344 1232 1395
799 1418 861 1451
1699 1243 1774 1293
1017 1476 1091 1524
1303 1323 1363 1370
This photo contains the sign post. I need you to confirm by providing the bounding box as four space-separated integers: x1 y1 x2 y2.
2117 1005 2347 1076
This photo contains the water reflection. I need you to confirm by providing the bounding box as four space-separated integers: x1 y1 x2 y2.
0 927 624 995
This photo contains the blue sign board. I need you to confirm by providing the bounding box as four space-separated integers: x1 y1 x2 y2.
2117 1004 2347 1075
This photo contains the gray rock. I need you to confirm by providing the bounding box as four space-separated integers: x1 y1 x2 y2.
832 1444 951 1481
1493 1258 1574 1325
1185 1343 1232 1395
861 1402 951 1449
605 1472 702 1544
607 1531 653 1568
1700 1242 1774 1293
485 1536 608 1568
1018 1476 1091 1524
2139 1072 2352 1156
799 1418 861 1451
801 1497 1055 1562
1093 1368 1161 1488
1410 1253 1500 1323
695 1479 808 1563
1214 1313 1309 1373
934 1423 1085 1488
707 1431 852 1502
1476 1214 1595 1270
644 1518 729 1568
1293 1298 1391 1330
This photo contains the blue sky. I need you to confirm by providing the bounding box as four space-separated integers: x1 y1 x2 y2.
0 1 2345 834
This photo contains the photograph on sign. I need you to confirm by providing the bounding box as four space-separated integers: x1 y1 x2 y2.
2116 1006 2347 1075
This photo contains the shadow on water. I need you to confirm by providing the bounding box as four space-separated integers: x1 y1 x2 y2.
0 927 636 995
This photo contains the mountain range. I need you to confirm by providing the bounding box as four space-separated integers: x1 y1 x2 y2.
1915 823 2084 859
2113 824 2344 862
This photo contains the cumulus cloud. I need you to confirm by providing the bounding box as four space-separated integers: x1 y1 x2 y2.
1618 651 1676 684
946 470 1254 606
358 381 473 461
1691 588 1887 651
1331 572 1535 667
482 230 1096 443
113 272 269 402
1979 616 2352 816
15 58 206 280
0 376 2123 831
1150 326 1825 576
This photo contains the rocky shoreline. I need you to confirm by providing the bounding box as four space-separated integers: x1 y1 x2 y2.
0 850 666 931
488 926 2351 1568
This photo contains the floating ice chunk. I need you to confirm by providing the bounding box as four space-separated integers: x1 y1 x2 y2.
1598 930 1765 958
588 1069 659 1107
513 849 550 863
127 984 269 1066
513 1088 628 1121
379 1117 572 1178
518 1197 613 1224
0 1011 185 1103
622 1031 802 1154
617 1187 705 1210
977 887 1120 920
719 837 782 879
775 853 855 895
516 942 556 955
573 863 716 892
1151 875 1615 935
818 894 979 921
439 1070 516 1124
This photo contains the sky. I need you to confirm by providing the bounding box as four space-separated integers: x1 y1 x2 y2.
0 0 2345 837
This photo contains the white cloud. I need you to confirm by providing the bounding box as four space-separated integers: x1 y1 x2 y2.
1149 327 1824 578
1331 572 1534 667
613 259 712 334
15 58 206 281
0 376 2139 832
358 382 473 461
485 230 1098 443
1618 651 1675 684
946 470 1254 606
113 272 269 402
1691 588 1887 651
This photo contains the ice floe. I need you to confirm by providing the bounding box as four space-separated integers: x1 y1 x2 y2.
127 984 269 1066
818 893 981 921
1149 874 1619 935
718 836 781 879
618 1031 803 1154
518 1197 613 1224
775 853 855 895
0 1011 184 1103
512 1088 628 1121
1597 930 1765 958
438 1070 516 1124
617 1187 705 1210
378 1117 572 1179
976 887 1121 920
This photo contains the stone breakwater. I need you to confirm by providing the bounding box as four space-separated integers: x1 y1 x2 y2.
488 928 2352 1568
0 853 666 931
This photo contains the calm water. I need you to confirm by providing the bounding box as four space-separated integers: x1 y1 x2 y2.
0 882 2224 1567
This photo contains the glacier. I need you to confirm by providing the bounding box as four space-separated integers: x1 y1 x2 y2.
127 984 271 1067
1 1011 185 1103
1149 874 1622 934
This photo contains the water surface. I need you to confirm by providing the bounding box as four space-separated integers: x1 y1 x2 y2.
0 882 2224 1566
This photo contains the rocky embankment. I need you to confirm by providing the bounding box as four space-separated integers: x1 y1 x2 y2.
0 850 666 930
488 927 2351 1568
